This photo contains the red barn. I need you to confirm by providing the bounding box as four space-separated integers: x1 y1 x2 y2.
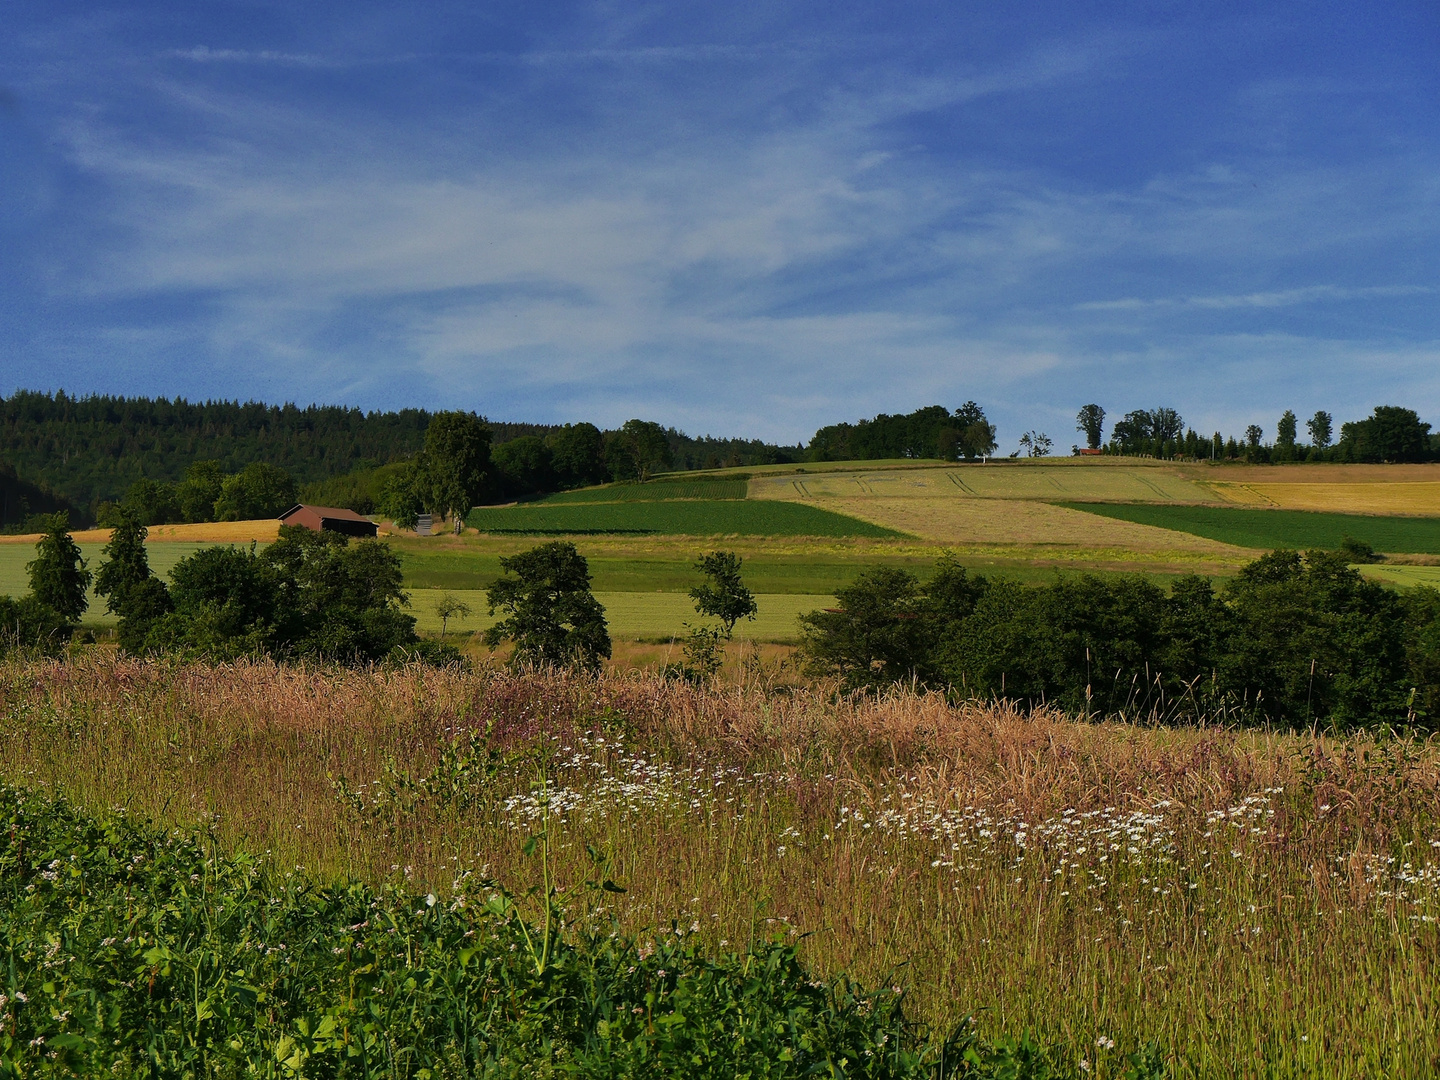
278 504 379 538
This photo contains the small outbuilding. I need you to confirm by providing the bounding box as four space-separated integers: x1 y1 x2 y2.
278 504 379 538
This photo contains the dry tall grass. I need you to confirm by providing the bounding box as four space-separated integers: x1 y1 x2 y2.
3 656 1438 1076
1210 481 1440 516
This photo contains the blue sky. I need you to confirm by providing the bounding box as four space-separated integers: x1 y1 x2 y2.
2 1 1437 449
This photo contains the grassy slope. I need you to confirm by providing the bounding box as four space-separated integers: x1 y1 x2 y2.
1063 502 1440 554
465 499 902 538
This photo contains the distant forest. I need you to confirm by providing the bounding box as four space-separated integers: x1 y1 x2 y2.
0 390 803 523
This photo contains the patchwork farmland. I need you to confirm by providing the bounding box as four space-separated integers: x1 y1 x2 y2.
10 457 1440 648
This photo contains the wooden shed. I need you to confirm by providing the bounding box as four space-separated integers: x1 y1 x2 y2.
278 504 379 538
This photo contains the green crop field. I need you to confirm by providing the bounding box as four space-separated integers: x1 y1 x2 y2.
465 499 901 537
538 478 748 502
1062 503 1440 554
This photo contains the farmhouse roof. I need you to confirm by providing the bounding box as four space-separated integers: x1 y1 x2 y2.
278 504 379 537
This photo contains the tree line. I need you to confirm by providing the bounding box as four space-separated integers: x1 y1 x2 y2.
10 509 1440 730
798 550 1440 729
0 515 754 677
806 403 998 462
1075 403 1438 463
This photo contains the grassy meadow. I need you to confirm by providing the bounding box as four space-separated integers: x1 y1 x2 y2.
11 460 1440 1073
407 588 832 641
4 656 1439 1077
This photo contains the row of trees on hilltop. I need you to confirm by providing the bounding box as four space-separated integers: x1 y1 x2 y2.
1075 403 1439 463
9 388 1440 528
806 403 998 462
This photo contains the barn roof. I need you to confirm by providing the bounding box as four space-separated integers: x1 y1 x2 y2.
279 504 372 524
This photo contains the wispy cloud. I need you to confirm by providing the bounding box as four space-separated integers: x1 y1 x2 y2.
162 46 336 68
1077 285 1435 312
4 2 1439 440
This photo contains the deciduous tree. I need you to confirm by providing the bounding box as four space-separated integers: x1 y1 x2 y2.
418 411 492 522
484 541 610 670
213 462 299 521
689 551 757 638
1076 404 1106 449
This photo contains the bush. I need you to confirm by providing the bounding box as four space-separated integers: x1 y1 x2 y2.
0 595 70 656
802 550 1440 728
0 786 994 1079
139 527 430 666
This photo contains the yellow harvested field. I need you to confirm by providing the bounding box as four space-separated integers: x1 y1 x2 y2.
1210 463 1440 483
771 494 1250 559
0 520 290 545
1208 482 1440 516
749 464 1219 504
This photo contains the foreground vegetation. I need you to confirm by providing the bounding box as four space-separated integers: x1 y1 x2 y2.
5 786 978 1078
3 657 1438 1077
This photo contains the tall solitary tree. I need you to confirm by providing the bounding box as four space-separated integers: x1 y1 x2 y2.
420 412 492 521
27 512 91 622
1307 410 1333 449
1076 404 1106 449
690 551 758 638
622 420 674 481
484 541 610 670
954 401 997 459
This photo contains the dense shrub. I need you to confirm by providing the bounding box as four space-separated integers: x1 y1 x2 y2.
136 526 423 664
803 550 1440 728
0 595 70 656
